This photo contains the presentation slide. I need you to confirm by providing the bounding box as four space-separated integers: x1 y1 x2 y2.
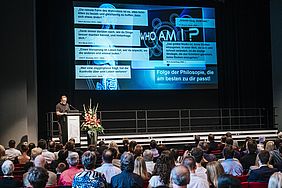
74 2 218 90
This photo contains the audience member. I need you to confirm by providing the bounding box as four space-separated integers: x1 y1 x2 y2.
217 174 242 188
111 152 143 188
220 145 243 176
248 150 278 182
208 134 219 152
190 147 208 180
240 139 257 172
198 141 217 162
0 160 22 187
23 147 43 173
268 172 282 188
134 156 150 181
265 141 275 152
18 143 30 164
119 138 129 154
109 147 121 168
134 144 143 158
143 149 155 175
23 155 57 187
171 165 190 188
182 155 209 188
58 152 82 186
27 143 36 157
129 140 138 154
149 140 159 161
206 161 225 188
97 141 107 155
27 167 49 188
54 143 63 160
257 136 265 151
37 139 55 164
72 151 107 187
5 140 21 161
95 149 121 184
270 143 282 170
48 140 56 153
109 141 120 158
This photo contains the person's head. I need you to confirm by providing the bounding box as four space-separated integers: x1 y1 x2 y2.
55 143 63 152
265 141 275 152
225 137 233 146
171 165 190 188
108 147 118 159
223 145 234 159
48 141 55 151
60 95 67 104
129 140 137 152
37 139 47 150
208 134 215 142
120 152 135 172
98 141 105 147
134 144 143 157
67 152 79 166
218 174 242 188
102 149 113 163
268 172 282 188
258 150 270 165
65 141 75 151
191 147 203 163
150 140 157 149
206 161 225 187
21 143 29 153
82 151 96 170
225 132 232 138
109 141 119 155
198 141 209 151
122 138 129 146
88 144 96 152
27 167 49 188
221 136 226 143
143 149 153 161
34 155 46 168
247 140 257 154
133 156 148 180
31 147 43 160
182 155 196 172
1 160 14 175
8 140 16 148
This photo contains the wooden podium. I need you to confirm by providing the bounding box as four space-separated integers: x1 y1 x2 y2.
66 111 81 144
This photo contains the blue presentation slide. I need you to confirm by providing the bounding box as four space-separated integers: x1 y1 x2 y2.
73 2 218 90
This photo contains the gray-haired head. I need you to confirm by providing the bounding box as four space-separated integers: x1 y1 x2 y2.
67 152 79 166
34 155 46 168
171 165 190 187
27 167 49 188
143 149 153 161
1 160 14 175
120 152 134 172
82 151 96 170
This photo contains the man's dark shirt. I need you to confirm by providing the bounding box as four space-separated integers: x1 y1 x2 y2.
240 153 257 172
56 102 70 114
111 171 143 188
0 177 22 188
248 166 278 182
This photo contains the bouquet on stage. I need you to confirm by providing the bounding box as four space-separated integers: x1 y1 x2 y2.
81 99 104 146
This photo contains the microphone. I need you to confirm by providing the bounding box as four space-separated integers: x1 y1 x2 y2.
69 104 79 111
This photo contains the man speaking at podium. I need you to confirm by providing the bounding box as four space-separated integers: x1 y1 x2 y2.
56 95 70 144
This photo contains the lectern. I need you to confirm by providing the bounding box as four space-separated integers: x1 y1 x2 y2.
66 111 81 144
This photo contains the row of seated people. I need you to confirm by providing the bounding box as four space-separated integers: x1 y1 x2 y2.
1 131 282 187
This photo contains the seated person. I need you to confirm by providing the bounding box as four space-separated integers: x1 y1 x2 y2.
248 150 278 182
0 160 22 187
220 145 243 176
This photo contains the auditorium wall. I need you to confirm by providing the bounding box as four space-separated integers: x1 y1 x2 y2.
0 0 38 147
270 0 282 130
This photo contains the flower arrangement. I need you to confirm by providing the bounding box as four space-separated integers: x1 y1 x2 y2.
81 99 104 136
